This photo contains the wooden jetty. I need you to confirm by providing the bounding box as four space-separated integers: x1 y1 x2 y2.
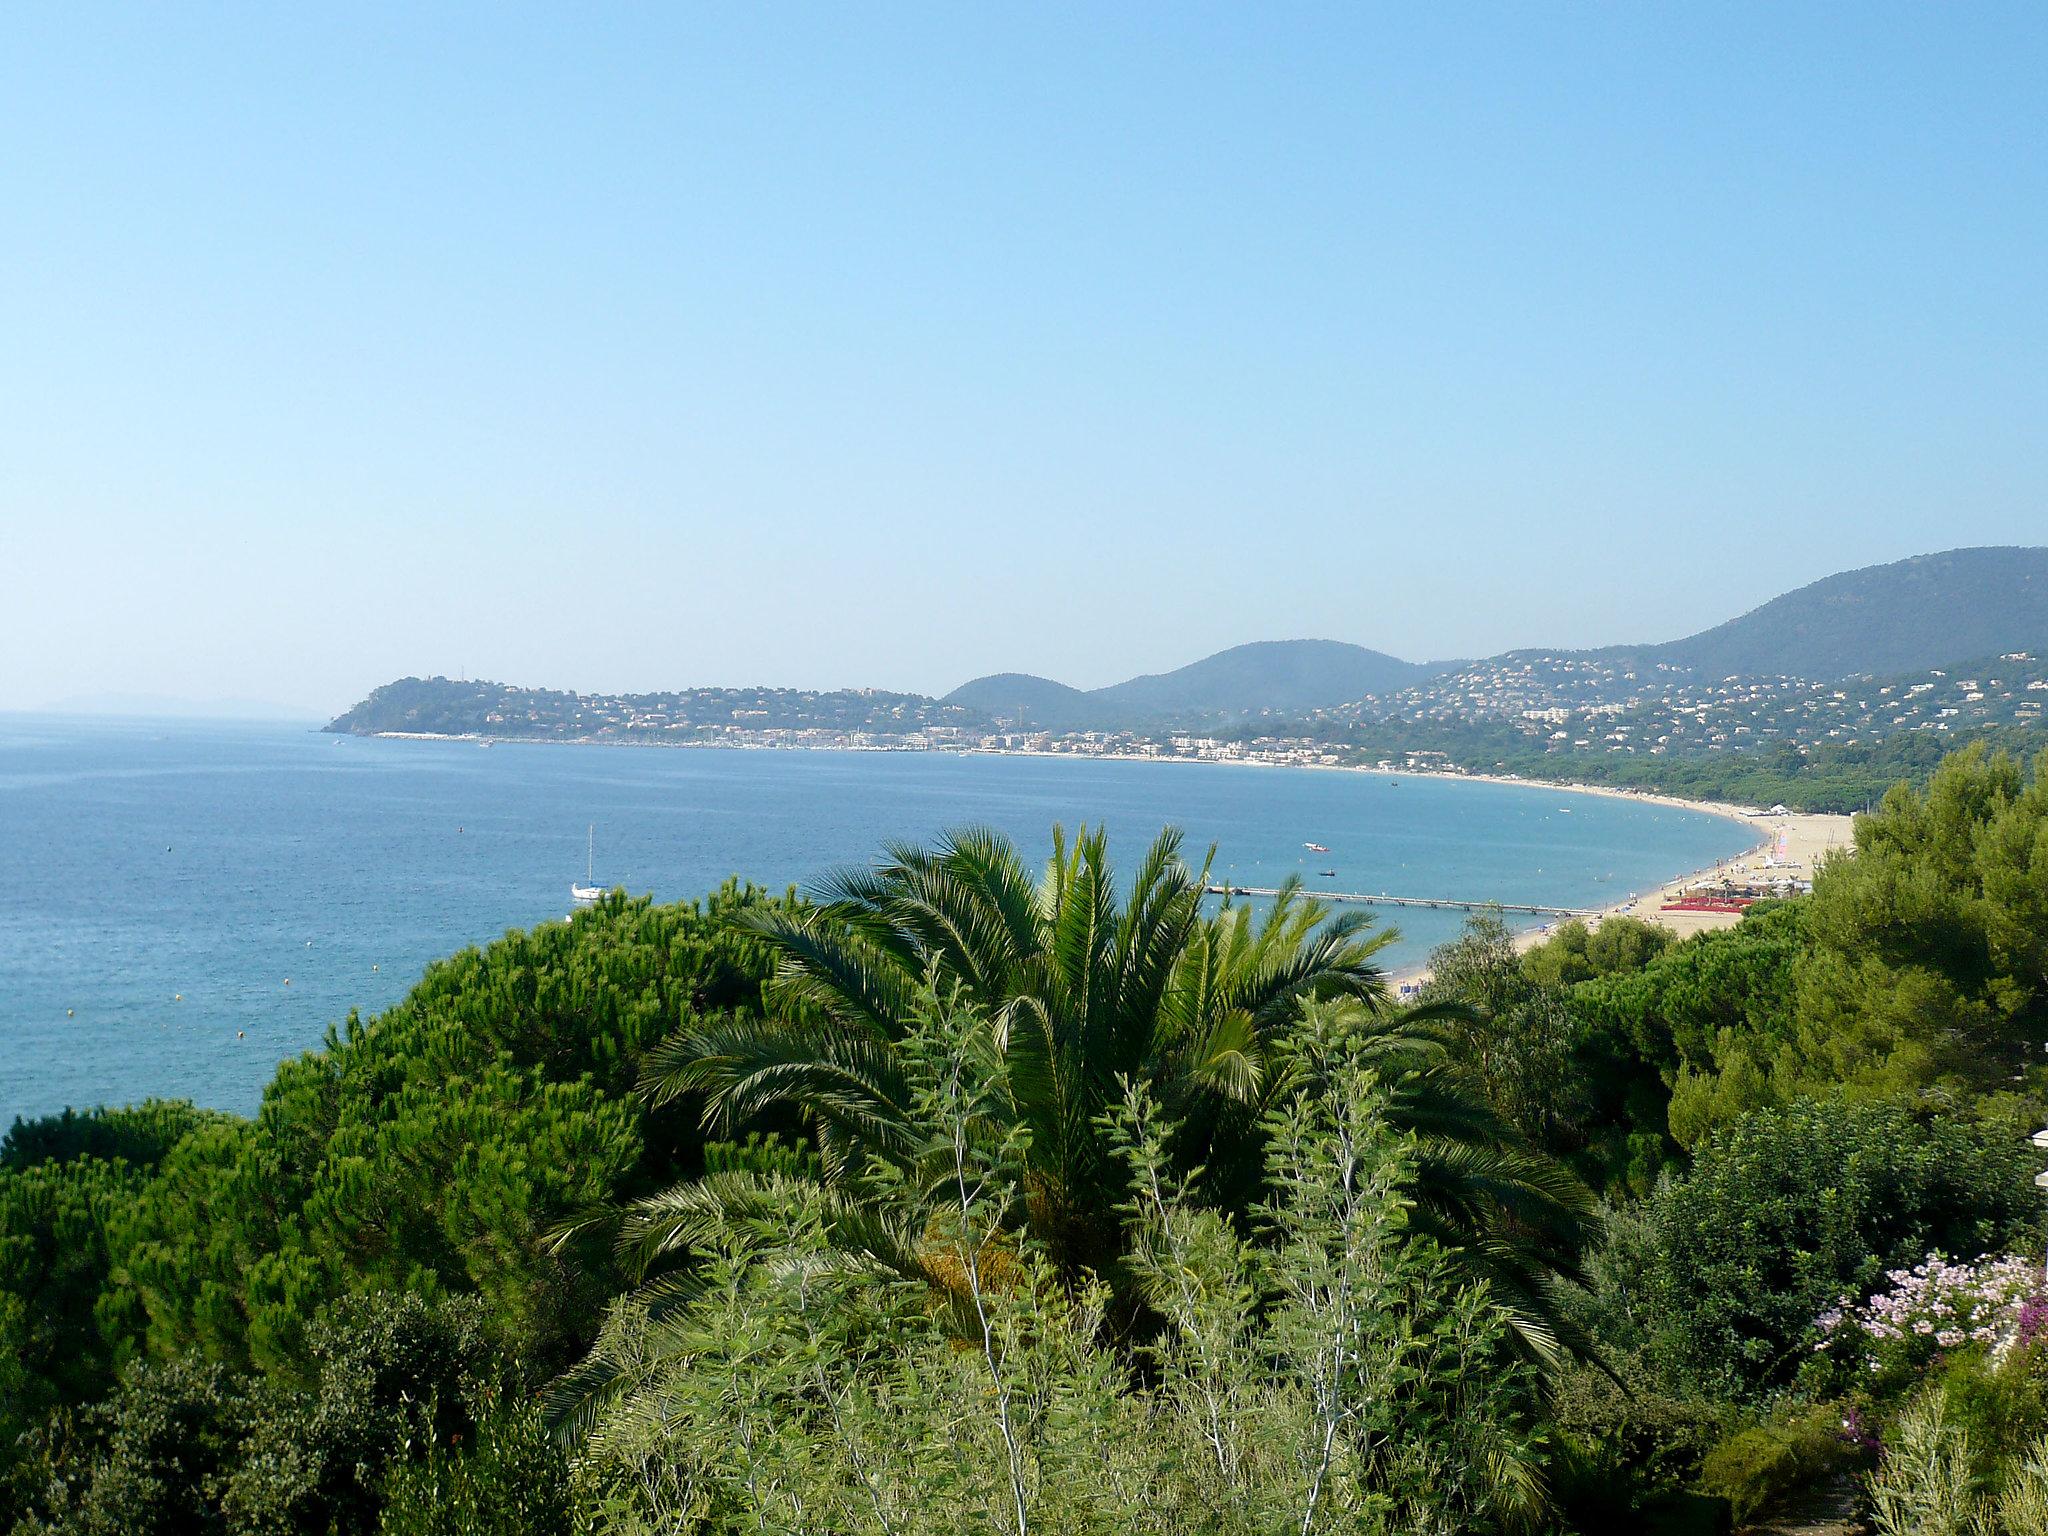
1204 884 1597 919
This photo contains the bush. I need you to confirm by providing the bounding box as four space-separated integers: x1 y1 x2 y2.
1933 1343 2048 1483
222 1293 499 1533
5 1354 256 1535
1698 1404 1854 1526
0 1101 218 1173
376 1403 573 1536
1646 1097 2037 1398
1546 1356 1729 1529
7 1293 523 1536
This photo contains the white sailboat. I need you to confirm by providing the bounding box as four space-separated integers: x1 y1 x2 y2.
571 825 604 904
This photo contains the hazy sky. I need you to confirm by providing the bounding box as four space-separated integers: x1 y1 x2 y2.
4 5 2045 714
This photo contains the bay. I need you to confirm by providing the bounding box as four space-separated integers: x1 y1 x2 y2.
0 714 1758 1126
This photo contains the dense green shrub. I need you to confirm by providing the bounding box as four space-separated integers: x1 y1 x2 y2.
570 992 1550 1535
1697 1404 1853 1526
1571 902 1807 1155
1793 745 2048 1105
375 1404 572 1536
1521 915 1674 992
1931 1344 2048 1485
8 1294 530 1536
221 1293 499 1534
1421 916 1597 1159
0 1102 219 1174
0 1156 152 1502
6 1354 256 1536
1546 1356 1729 1531
1 888 790 1528
1646 1097 2037 1398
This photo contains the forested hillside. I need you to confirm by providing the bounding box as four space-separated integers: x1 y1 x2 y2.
6 745 2048 1532
1646 546 2048 680
946 639 1443 727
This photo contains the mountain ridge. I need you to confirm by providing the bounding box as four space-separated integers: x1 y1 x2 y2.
328 547 2048 739
945 640 1444 729
944 547 2048 725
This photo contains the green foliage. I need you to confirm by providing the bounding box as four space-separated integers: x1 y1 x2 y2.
641 825 1391 1285
1928 1344 2048 1487
1520 916 1674 993
1572 902 1806 1155
569 990 1546 1535
1644 1098 2036 1399
0 885 789 1530
109 885 786 1382
1545 1357 1729 1531
1866 1368 2048 1536
1 1102 221 1174
1421 916 1595 1156
1870 1393 1982 1536
1990 1439 2048 1536
7 1354 256 1536
1793 745 2048 1104
6 1294 548 1536
375 1403 573 1536
220 1293 498 1534
1697 1404 1852 1526
626 829 1592 1373
1424 914 1687 1196
0 1154 153 1501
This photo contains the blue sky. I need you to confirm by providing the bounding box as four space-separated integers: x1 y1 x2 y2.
3 5 2044 713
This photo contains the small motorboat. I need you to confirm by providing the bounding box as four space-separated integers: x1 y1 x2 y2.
1304 842 1329 853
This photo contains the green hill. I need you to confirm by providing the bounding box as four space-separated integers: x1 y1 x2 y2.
1644 546 2048 679
940 672 1095 729
945 640 1439 729
1093 640 1436 719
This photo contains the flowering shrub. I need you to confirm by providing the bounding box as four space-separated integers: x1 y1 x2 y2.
1814 1253 2044 1382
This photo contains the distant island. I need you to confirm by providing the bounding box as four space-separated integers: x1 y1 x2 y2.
329 547 2048 812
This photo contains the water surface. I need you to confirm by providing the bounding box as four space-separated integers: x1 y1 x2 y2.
0 717 1758 1124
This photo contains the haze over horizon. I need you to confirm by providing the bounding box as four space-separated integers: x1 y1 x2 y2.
5 5 2046 715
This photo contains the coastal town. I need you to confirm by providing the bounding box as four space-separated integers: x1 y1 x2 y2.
330 649 2048 770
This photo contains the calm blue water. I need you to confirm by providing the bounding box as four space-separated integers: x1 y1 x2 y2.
0 716 1758 1126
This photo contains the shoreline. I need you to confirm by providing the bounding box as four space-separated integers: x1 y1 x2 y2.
351 731 1854 973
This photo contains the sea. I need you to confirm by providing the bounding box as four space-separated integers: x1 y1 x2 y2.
0 715 1761 1128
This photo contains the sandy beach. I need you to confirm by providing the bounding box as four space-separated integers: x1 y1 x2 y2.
1382 776 1855 987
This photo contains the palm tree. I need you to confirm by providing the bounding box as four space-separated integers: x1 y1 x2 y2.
614 823 1592 1367
633 824 1388 1279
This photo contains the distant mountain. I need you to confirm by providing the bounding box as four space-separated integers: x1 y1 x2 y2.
1095 640 1437 717
333 547 2048 749
945 640 1441 729
944 672 1094 727
1642 547 2048 680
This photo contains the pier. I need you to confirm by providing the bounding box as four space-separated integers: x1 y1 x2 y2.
1204 884 1598 919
